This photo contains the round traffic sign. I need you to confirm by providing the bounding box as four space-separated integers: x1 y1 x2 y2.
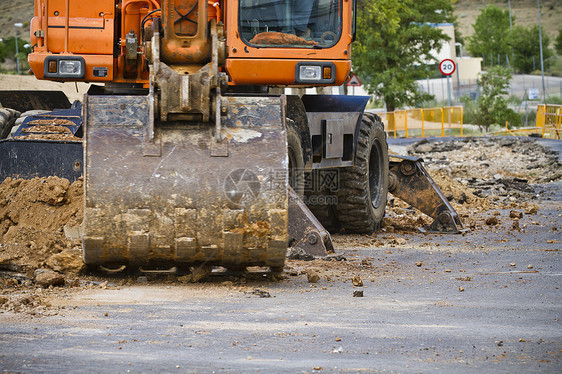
439 59 456 76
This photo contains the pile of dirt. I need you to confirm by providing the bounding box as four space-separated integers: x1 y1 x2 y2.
409 137 561 184
0 176 84 274
408 137 561 203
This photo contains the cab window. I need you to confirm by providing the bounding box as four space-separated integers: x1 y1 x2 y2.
239 0 342 48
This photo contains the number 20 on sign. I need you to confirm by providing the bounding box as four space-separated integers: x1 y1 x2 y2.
439 59 456 76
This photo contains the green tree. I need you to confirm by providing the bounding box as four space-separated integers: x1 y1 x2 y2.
467 5 511 65
474 66 519 129
511 25 552 73
555 28 562 56
352 0 453 112
0 36 29 63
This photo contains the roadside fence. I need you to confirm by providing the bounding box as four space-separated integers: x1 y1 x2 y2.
536 104 562 139
372 107 464 138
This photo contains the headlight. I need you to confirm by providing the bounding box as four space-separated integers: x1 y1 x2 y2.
59 60 82 76
44 56 85 79
295 62 336 84
299 65 322 81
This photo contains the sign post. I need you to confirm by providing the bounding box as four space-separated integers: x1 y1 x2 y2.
439 59 456 107
347 74 362 95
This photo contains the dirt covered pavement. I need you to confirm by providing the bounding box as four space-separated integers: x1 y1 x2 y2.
0 136 561 372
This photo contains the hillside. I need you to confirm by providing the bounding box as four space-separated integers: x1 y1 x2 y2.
0 1 34 41
0 1 560 46
453 0 561 41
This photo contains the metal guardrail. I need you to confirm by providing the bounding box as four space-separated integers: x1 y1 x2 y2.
536 105 562 139
374 106 464 138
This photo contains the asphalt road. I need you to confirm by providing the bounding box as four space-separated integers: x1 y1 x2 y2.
0 202 560 373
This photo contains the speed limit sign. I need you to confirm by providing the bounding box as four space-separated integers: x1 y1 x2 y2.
439 59 456 76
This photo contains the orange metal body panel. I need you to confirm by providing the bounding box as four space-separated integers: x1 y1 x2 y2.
29 0 353 87
37 17 114 54
227 59 351 86
29 53 114 81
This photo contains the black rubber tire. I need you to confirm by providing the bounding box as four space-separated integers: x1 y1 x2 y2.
0 108 20 139
286 119 305 197
306 194 340 233
336 112 389 233
303 168 341 233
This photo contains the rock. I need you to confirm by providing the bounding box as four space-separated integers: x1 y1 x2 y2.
459 286 465 292
352 276 363 287
527 264 534 269
46 249 85 274
499 138 515 147
485 217 499 226
512 220 520 230
137 276 149 283
509 210 524 219
525 205 538 215
190 265 212 282
246 289 271 298
416 144 434 153
63 225 82 240
391 238 407 245
322 254 346 262
0 296 8 305
415 261 423 267
286 247 314 261
307 270 320 283
35 271 65 288
34 268 50 277
353 290 364 297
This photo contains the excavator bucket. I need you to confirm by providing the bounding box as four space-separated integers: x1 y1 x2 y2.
82 95 289 270
388 155 467 234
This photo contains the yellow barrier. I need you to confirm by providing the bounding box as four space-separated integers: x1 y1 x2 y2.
536 105 562 139
490 122 541 136
373 106 464 138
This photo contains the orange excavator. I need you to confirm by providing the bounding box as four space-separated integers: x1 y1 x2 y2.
0 0 465 272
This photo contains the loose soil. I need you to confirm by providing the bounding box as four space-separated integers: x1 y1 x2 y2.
0 176 84 274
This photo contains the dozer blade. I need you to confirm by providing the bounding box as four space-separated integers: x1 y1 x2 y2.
0 139 82 182
82 95 289 269
0 91 71 112
388 155 467 234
